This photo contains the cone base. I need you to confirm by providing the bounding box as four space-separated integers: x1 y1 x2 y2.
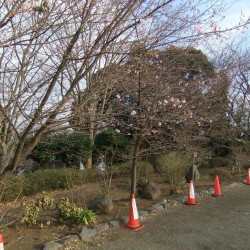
184 201 198 206
123 224 144 231
212 193 222 197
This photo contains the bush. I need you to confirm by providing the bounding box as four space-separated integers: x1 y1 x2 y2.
156 152 191 191
111 162 131 178
137 161 154 179
20 193 97 226
208 157 229 168
57 197 98 225
29 131 92 167
111 161 154 179
2 168 103 202
94 127 133 164
209 168 232 181
2 176 25 202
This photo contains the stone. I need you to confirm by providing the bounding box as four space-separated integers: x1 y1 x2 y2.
119 216 128 225
138 180 161 200
159 199 168 208
151 204 164 212
93 222 110 233
176 197 186 204
88 195 113 213
208 187 214 194
109 220 121 228
43 241 63 250
63 235 80 245
79 226 97 242
138 210 149 217
200 190 209 195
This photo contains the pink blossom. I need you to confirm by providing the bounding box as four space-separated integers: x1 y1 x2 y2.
130 110 136 116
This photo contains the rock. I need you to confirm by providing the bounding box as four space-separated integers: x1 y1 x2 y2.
88 195 113 213
151 204 164 212
109 220 121 228
200 190 209 195
176 197 186 204
93 222 110 233
43 241 63 250
138 180 161 200
159 199 168 208
63 235 80 245
138 210 149 217
119 216 128 225
208 187 214 194
79 226 97 242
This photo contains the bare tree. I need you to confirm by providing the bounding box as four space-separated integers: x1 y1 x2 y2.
209 38 250 170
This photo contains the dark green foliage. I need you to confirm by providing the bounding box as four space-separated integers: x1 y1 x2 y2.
23 169 71 195
111 161 154 179
94 127 133 164
207 157 229 168
161 46 215 79
1 169 102 202
208 136 232 157
30 132 92 167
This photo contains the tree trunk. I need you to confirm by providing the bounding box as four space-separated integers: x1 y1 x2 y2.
0 168 13 200
130 135 141 195
86 154 92 169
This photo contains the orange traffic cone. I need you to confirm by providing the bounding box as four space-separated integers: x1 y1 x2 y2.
0 233 4 250
246 168 250 185
213 175 222 197
124 193 144 231
185 180 197 205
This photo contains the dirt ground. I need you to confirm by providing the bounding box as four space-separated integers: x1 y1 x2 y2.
0 168 244 250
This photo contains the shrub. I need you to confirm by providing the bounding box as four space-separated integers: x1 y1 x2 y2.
81 168 103 183
23 169 71 195
2 169 102 202
29 131 92 167
137 161 154 179
20 192 54 225
111 162 131 178
20 193 97 226
209 168 232 181
156 152 191 191
57 197 98 225
111 161 154 179
94 127 133 164
1 176 25 202
208 157 229 168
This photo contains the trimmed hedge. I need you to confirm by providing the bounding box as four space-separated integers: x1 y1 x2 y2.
111 161 154 179
2 169 102 202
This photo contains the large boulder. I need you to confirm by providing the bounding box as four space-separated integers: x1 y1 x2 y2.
88 195 113 213
138 179 161 200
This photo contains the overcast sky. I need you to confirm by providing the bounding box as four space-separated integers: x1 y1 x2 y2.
221 0 250 38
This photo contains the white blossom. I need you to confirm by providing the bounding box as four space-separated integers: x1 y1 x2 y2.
130 110 136 116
